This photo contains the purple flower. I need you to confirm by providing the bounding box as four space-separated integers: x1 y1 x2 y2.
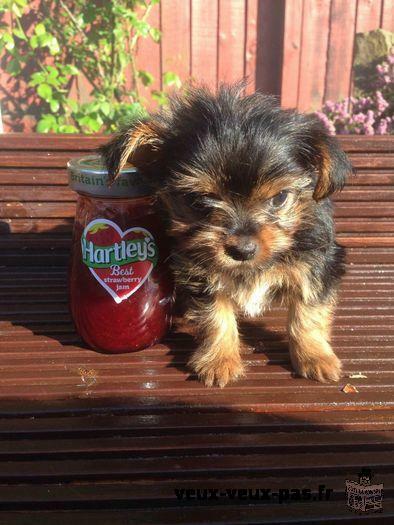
315 111 336 135
375 90 389 113
317 51 393 135
376 118 388 135
363 124 375 135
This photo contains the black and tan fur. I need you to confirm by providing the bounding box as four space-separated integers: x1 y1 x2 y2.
100 84 353 387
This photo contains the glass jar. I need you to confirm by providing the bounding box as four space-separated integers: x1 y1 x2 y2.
67 155 173 353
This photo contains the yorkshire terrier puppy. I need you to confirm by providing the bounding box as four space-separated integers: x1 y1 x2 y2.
100 84 353 387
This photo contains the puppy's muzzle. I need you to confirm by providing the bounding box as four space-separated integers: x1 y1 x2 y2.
225 236 258 261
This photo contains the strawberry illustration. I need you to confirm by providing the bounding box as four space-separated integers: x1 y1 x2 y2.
86 222 118 245
124 228 146 242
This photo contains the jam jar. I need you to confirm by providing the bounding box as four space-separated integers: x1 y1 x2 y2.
67 155 173 353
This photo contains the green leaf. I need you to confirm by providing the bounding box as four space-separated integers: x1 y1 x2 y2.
151 90 168 106
30 35 38 49
29 71 45 86
66 98 78 112
48 36 60 55
3 33 15 50
36 115 57 133
5 59 21 76
89 223 109 234
13 28 27 40
49 99 60 112
163 71 181 88
149 27 161 43
62 64 79 75
35 23 46 36
83 5 96 24
78 116 102 132
137 70 154 87
133 19 150 37
58 124 78 133
100 101 111 116
36 120 50 133
11 3 22 17
37 83 53 101
47 65 59 77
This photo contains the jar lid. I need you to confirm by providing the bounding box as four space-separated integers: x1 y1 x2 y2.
67 154 153 198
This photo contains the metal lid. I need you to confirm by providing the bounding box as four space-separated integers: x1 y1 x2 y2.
67 155 153 198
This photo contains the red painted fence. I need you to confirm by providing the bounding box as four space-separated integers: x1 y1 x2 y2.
138 0 286 96
0 0 393 130
281 0 394 110
133 0 394 110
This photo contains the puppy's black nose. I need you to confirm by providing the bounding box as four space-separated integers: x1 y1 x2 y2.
225 237 258 261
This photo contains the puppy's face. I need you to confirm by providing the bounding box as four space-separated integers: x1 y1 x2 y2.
100 85 352 275
164 162 313 273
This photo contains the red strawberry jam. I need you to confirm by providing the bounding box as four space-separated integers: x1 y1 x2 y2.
68 156 173 353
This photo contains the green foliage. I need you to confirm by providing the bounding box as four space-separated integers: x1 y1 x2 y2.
0 0 181 132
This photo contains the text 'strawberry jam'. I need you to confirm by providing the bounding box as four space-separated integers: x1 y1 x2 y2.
68 155 173 353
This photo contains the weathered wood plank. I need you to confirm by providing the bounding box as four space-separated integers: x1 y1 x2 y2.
161 0 191 82
297 0 331 111
218 0 246 84
281 0 303 108
325 0 357 102
135 1 162 102
191 0 218 89
356 0 383 32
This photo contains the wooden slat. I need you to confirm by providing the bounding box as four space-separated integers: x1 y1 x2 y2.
324 0 357 102
244 0 259 94
281 0 303 108
0 168 68 185
0 202 76 218
381 0 394 30
0 134 105 150
297 0 331 111
1 168 394 188
218 0 246 84
161 0 191 82
254 0 285 97
0 134 393 153
3 184 394 203
0 500 393 524
0 474 393 503
3 213 390 236
191 0 218 89
135 2 162 102
356 0 383 32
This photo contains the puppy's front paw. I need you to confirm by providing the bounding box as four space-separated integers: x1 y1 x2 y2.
188 351 245 388
292 351 342 383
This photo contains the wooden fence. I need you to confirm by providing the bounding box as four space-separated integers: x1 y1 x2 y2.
281 0 394 110
0 0 393 130
144 0 393 111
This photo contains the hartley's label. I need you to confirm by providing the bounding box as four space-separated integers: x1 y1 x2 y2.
81 218 158 304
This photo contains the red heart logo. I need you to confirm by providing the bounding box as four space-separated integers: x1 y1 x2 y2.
81 219 158 304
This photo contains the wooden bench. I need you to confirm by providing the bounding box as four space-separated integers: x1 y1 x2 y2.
0 134 393 523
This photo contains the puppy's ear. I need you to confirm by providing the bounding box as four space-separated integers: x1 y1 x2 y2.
298 116 353 201
99 119 164 182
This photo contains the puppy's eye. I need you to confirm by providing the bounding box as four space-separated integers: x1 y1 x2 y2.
184 193 213 213
183 193 201 208
270 190 290 208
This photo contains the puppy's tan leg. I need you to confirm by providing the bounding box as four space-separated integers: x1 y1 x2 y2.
288 297 342 383
187 295 244 387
